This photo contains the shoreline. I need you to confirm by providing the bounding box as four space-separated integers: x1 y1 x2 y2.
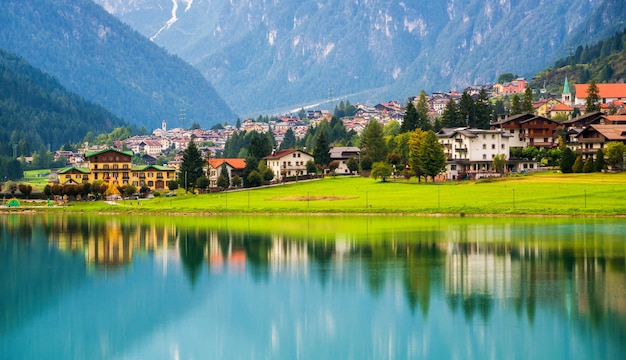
1 206 624 218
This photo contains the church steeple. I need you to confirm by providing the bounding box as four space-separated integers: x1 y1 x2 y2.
562 77 571 105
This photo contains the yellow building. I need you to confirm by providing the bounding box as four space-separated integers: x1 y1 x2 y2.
56 148 176 191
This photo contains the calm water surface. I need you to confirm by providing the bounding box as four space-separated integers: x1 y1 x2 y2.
1 214 625 359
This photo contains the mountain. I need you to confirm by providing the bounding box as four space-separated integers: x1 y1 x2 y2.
0 0 237 130
95 0 626 115
0 48 127 157
530 28 626 95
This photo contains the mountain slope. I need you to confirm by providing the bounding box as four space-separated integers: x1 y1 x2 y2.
0 0 237 130
0 49 127 156
96 0 626 115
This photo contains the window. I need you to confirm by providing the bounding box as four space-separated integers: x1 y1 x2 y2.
492 144 496 149
483 154 487 160
482 144 486 150
451 165 457 170
501 144 505 149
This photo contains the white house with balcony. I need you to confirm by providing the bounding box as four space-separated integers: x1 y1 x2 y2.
264 149 314 182
437 127 513 180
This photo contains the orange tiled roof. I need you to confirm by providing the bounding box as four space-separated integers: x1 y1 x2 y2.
208 158 246 169
550 103 573 111
575 84 626 99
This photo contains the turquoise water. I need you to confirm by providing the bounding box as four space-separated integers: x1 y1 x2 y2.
1 214 625 359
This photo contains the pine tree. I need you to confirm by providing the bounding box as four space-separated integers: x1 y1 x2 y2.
474 89 492 129
408 129 426 181
459 91 474 126
522 87 534 114
219 162 230 187
441 99 463 128
401 100 418 133
594 149 606 172
510 94 522 115
572 155 584 173
179 139 205 193
418 130 446 182
279 128 296 150
582 157 594 173
586 79 601 113
362 119 387 163
415 90 431 131
313 131 330 166
560 147 576 173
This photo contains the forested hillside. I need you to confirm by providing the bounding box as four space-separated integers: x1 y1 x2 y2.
530 29 626 94
0 49 126 157
0 0 237 129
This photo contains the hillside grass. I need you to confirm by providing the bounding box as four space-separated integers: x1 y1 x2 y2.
46 171 626 216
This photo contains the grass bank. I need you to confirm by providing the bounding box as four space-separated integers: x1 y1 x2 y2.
16 171 625 216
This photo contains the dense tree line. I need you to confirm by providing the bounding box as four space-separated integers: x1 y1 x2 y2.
0 48 127 158
555 29 625 69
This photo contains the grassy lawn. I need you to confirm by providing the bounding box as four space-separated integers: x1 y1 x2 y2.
51 171 626 216
22 169 53 190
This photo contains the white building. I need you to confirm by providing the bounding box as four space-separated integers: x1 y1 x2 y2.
329 146 360 175
263 149 314 182
437 127 512 180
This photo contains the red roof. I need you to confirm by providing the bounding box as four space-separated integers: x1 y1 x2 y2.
550 103 573 111
208 158 246 169
575 83 626 99
264 149 312 160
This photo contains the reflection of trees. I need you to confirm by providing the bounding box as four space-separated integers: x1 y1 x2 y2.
243 233 272 281
360 242 398 298
403 242 443 317
15 214 626 333
179 227 208 286
308 241 334 286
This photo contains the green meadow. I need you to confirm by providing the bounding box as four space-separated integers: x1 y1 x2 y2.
50 171 626 216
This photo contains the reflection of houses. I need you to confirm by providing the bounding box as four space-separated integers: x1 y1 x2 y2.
207 158 246 187
329 146 360 175
55 149 175 191
264 149 314 181
437 127 512 180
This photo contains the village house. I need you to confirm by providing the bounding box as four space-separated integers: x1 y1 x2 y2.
56 148 176 191
329 147 360 175
207 158 246 187
574 83 626 108
490 113 562 149
533 98 573 119
575 124 626 161
492 78 527 95
437 127 514 180
264 149 314 182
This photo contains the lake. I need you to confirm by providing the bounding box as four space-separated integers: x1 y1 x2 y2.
1 214 625 359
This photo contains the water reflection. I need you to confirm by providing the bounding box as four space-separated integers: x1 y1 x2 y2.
1 214 625 359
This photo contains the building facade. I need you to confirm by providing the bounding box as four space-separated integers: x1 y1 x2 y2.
264 149 314 181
